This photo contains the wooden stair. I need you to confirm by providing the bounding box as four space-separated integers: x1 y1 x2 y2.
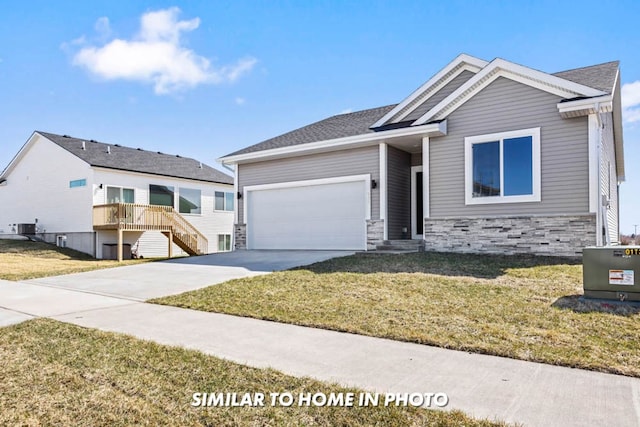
160 209 208 256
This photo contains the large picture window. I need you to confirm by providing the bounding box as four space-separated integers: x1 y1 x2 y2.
179 188 201 214
465 128 540 205
215 191 234 211
149 185 174 207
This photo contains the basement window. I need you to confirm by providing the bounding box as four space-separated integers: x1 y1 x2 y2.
218 234 232 251
465 128 541 205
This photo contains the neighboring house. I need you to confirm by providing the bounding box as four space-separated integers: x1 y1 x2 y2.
219 54 624 257
0 131 235 260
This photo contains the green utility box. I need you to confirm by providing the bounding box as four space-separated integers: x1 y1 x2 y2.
583 246 640 301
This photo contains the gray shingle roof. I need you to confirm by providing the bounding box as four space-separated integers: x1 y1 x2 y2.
39 131 233 185
224 105 397 157
552 61 619 93
224 60 619 158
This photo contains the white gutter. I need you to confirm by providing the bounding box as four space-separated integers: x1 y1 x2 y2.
557 95 613 117
219 120 447 164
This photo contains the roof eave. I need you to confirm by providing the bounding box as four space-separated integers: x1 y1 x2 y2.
219 121 447 165
556 95 613 118
413 58 608 125
90 165 234 186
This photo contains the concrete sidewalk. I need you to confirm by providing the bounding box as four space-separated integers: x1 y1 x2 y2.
48 302 639 427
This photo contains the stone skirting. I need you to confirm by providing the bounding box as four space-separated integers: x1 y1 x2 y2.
367 219 384 250
234 224 246 250
423 214 596 257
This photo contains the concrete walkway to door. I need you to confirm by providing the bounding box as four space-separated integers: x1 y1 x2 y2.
1 250 639 427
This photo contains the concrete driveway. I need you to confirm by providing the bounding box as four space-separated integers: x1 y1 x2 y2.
23 250 353 301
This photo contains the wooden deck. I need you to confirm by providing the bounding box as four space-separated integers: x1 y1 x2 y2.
93 203 208 260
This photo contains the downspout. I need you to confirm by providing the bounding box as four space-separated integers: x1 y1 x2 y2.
594 104 610 246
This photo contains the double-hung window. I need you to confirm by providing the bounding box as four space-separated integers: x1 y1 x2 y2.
464 127 541 205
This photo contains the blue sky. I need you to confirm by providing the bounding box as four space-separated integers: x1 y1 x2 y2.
1 1 639 234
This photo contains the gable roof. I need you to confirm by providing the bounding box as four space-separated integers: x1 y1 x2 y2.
225 105 397 157
221 56 621 165
37 131 233 185
552 61 620 93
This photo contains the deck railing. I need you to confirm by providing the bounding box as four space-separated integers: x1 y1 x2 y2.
93 203 208 255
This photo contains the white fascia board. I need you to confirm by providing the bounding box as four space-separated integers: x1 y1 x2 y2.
557 95 613 117
414 58 607 125
0 131 41 180
91 166 234 187
370 54 488 128
219 121 447 165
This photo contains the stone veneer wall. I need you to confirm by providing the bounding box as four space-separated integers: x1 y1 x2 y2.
423 214 596 257
367 219 384 250
234 224 246 250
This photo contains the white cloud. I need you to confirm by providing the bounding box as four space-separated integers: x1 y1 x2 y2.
622 81 640 123
71 7 256 95
234 97 246 105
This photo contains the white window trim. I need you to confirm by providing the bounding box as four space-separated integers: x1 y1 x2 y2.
105 185 135 204
178 187 203 216
217 234 232 252
464 127 541 205
214 190 235 212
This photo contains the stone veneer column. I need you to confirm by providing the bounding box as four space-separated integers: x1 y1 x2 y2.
234 224 246 250
367 219 384 250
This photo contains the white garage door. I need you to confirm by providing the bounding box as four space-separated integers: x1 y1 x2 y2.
246 178 368 250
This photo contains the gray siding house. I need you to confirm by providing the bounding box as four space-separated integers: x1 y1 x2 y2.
219 54 625 257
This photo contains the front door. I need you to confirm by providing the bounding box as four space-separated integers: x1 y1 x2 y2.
411 166 423 239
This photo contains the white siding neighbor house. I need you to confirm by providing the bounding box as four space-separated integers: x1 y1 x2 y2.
0 131 235 260
219 54 625 257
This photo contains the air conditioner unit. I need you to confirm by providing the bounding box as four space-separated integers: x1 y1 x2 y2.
17 223 36 235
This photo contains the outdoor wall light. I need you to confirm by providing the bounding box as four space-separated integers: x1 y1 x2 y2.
371 179 377 189
99 184 103 189
237 192 242 199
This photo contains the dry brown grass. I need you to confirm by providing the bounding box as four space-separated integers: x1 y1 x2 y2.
0 239 154 281
152 252 640 377
0 319 504 426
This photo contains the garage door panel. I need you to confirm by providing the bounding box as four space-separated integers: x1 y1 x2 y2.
247 180 367 250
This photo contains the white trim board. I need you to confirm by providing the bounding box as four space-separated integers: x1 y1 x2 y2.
379 143 388 240
414 58 606 125
220 121 447 164
371 54 488 128
464 127 541 206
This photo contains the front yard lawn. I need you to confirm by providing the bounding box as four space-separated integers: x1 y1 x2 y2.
152 252 640 378
0 239 154 281
0 319 502 426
